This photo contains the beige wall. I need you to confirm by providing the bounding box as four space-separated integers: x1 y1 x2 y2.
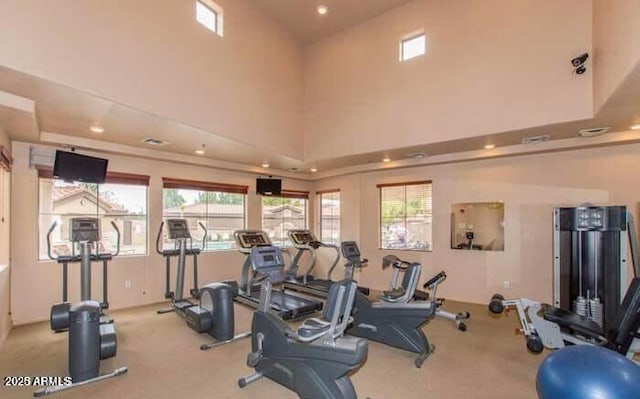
10 141 312 324
0 126 11 347
303 0 593 162
0 0 303 159
593 0 640 111
312 142 640 305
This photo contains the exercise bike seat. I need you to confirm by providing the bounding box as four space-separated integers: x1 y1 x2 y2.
381 287 406 302
542 304 604 338
298 319 332 339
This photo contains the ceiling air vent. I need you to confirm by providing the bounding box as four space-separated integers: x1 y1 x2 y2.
522 135 551 145
578 127 611 137
141 137 169 146
407 152 427 159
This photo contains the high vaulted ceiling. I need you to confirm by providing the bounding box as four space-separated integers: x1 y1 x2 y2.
252 0 416 43
1 0 640 179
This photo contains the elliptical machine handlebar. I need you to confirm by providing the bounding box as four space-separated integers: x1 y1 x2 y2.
109 221 121 257
155 221 165 255
198 221 207 251
155 220 208 255
46 221 59 261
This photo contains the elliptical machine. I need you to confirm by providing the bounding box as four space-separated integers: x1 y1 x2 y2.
239 245 368 399
37 218 127 397
341 241 440 368
156 219 249 350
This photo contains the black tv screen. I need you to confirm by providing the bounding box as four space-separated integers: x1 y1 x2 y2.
53 151 108 184
256 178 281 196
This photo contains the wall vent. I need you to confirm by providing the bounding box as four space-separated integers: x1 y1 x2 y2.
522 135 551 145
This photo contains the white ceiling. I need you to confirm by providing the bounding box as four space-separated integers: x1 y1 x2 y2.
2 1 640 178
3 61 640 179
252 0 416 44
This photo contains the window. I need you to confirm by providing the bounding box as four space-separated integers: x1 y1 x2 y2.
262 191 309 247
379 181 432 251
162 178 247 251
37 170 149 259
400 33 426 62
196 0 223 36
0 145 10 228
318 190 340 245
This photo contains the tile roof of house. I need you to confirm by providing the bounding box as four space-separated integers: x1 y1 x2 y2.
52 186 125 212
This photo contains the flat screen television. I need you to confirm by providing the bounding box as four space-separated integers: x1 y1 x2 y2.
256 178 281 196
53 150 108 184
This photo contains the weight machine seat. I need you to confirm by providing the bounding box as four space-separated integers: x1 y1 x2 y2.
541 304 604 338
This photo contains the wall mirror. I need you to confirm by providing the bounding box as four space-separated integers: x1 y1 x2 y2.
451 202 504 251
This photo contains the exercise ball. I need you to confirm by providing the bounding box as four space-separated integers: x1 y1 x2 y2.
537 345 640 399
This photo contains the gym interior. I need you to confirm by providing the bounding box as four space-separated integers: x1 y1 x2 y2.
1 1 640 398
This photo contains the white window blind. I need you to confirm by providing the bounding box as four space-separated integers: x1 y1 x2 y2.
379 181 432 251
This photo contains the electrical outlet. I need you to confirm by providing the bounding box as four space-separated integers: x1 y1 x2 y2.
503 280 511 289
125 280 132 289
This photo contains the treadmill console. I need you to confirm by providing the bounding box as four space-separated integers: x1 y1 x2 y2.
249 246 285 283
70 217 101 242
341 241 361 260
234 230 272 251
289 230 318 246
166 219 192 240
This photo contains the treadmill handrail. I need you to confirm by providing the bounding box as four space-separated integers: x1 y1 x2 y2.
299 242 341 284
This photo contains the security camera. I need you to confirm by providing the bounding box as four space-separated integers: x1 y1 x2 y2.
571 53 589 67
576 65 586 75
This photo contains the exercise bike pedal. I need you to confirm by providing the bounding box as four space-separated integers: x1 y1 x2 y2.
247 351 263 367
190 288 201 299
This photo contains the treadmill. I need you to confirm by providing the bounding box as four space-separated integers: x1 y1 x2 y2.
283 229 370 297
232 230 323 320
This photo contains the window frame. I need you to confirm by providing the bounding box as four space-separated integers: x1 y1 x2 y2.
317 189 341 245
261 190 309 247
195 0 224 36
399 32 426 62
378 180 432 252
36 167 150 260
161 177 248 252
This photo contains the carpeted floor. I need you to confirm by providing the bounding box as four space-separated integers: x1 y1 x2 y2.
0 299 543 399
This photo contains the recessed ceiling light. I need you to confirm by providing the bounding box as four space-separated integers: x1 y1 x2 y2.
484 144 495 149
262 162 270 168
194 144 206 155
382 156 391 163
310 168 318 173
317 5 328 15
631 124 640 130
90 125 104 133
